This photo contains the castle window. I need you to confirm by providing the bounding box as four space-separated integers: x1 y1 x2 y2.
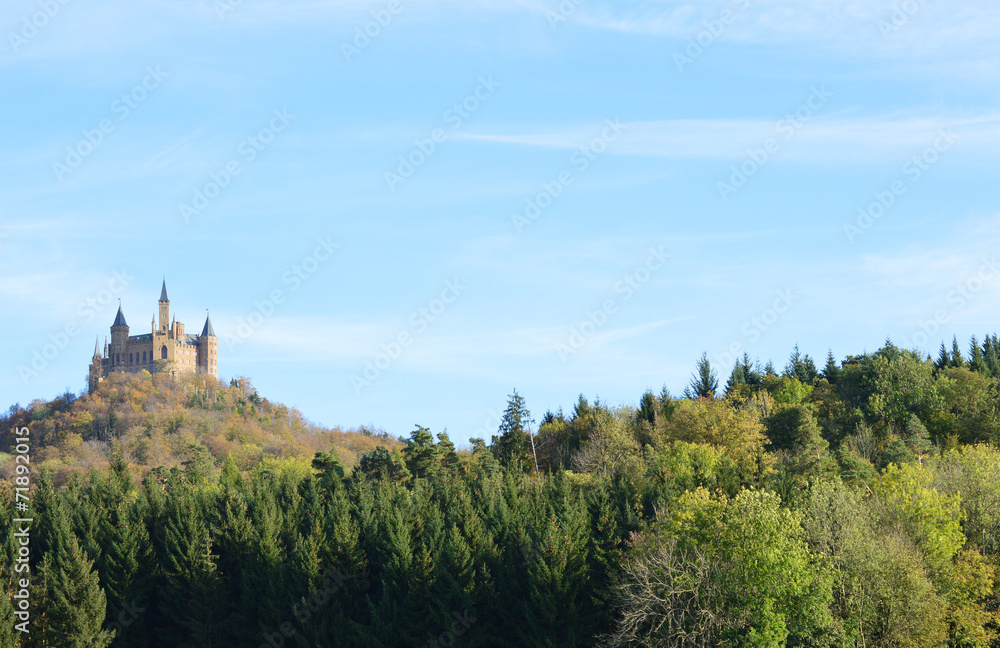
142 351 146 363
129 353 133 364
161 345 168 359
116 353 120 364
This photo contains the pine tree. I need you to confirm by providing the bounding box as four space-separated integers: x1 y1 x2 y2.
969 335 987 374
658 385 679 420
785 344 818 383
437 432 462 475
741 353 763 386
936 342 951 371
983 334 1000 377
822 349 843 383
403 425 442 481
29 536 114 647
158 489 223 646
491 390 534 472
725 360 747 394
636 390 657 425
951 335 965 367
99 498 154 647
684 352 718 399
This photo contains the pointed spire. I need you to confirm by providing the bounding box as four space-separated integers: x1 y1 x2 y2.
93 337 100 358
160 278 169 302
201 311 216 338
112 302 128 327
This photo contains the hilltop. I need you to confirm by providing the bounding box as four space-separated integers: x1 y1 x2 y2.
0 371 397 485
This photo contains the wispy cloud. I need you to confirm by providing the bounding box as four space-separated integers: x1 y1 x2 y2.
460 113 1000 163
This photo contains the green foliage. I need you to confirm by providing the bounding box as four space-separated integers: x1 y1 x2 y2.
491 389 534 472
685 352 719 400
607 488 833 648
10 335 1000 646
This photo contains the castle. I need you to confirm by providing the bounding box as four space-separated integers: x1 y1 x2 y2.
88 280 217 393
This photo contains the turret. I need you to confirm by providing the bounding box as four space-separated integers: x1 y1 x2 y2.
199 311 218 376
88 337 103 394
110 303 129 367
158 278 170 332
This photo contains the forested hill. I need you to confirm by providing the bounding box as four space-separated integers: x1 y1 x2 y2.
0 371 399 485
2 338 1000 647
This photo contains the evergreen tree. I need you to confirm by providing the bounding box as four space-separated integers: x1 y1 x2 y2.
658 385 679 420
822 349 843 384
158 489 224 646
741 353 763 387
951 335 965 367
491 390 534 472
30 536 114 647
983 334 1000 377
784 344 819 383
355 445 411 483
969 335 987 374
903 414 935 460
636 390 657 425
725 360 747 394
684 352 718 400
98 498 154 647
403 425 442 481
936 342 951 371
436 432 462 474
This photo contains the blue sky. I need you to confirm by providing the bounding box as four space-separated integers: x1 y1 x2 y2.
3 0 1000 445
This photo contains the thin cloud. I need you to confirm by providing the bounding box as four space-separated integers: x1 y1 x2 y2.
459 113 1000 163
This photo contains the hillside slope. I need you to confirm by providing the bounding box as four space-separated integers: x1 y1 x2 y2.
0 371 396 485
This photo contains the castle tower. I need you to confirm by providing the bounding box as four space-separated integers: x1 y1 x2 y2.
88 337 102 393
199 311 218 377
110 304 129 370
158 278 170 332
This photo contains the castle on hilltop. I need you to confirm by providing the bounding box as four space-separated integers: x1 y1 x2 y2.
88 280 217 394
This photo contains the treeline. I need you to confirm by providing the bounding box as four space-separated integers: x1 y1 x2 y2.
1 337 1000 646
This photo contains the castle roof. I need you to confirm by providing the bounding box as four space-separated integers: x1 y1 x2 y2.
201 312 216 338
112 304 128 327
160 278 169 302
